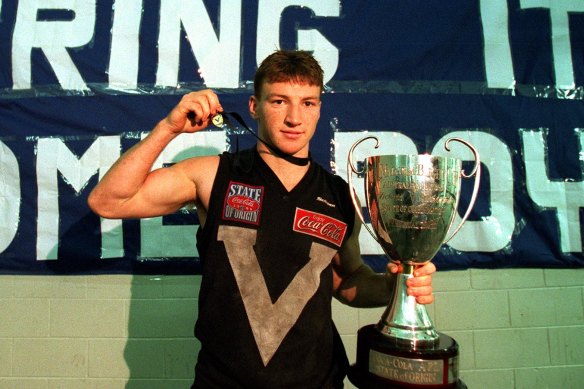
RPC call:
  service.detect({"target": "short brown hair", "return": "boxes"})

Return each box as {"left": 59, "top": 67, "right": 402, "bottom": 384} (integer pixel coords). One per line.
{"left": 254, "top": 50, "right": 324, "bottom": 98}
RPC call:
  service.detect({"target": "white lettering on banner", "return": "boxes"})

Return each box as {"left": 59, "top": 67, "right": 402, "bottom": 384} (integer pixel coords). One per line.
{"left": 36, "top": 136, "right": 121, "bottom": 260}
{"left": 432, "top": 131, "right": 515, "bottom": 252}
{"left": 521, "top": 128, "right": 584, "bottom": 253}
{"left": 0, "top": 132, "right": 227, "bottom": 261}
{"left": 6, "top": 2, "right": 584, "bottom": 93}
{"left": 480, "top": 0, "right": 515, "bottom": 89}
{"left": 156, "top": 0, "right": 242, "bottom": 88}
{"left": 0, "top": 141, "right": 21, "bottom": 253}
{"left": 9, "top": 1, "right": 339, "bottom": 91}
{"left": 139, "top": 130, "right": 226, "bottom": 259}
{"left": 0, "top": 129, "right": 580, "bottom": 260}
{"left": 108, "top": 0, "right": 143, "bottom": 90}
{"left": 481, "top": 0, "right": 584, "bottom": 90}
{"left": 520, "top": 0, "right": 584, "bottom": 90}
{"left": 256, "top": 0, "right": 340, "bottom": 84}
{"left": 12, "top": 0, "right": 96, "bottom": 91}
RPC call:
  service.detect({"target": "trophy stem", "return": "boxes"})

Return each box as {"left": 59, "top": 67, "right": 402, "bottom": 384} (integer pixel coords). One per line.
{"left": 377, "top": 263, "right": 439, "bottom": 348}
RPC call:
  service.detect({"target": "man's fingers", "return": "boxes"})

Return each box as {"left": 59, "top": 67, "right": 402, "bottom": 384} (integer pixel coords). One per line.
{"left": 414, "top": 261, "right": 436, "bottom": 277}
{"left": 415, "top": 294, "right": 435, "bottom": 305}
{"left": 387, "top": 263, "right": 400, "bottom": 274}
{"left": 180, "top": 90, "right": 222, "bottom": 127}
{"left": 407, "top": 284, "right": 433, "bottom": 299}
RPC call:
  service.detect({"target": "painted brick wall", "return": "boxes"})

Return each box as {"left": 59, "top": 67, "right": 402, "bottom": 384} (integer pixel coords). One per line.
{"left": 0, "top": 268, "right": 583, "bottom": 388}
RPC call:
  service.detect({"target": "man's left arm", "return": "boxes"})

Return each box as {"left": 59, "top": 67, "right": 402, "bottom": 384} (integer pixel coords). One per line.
{"left": 332, "top": 213, "right": 435, "bottom": 307}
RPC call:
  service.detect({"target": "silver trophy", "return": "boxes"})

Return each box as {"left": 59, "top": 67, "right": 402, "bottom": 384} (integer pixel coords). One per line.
{"left": 347, "top": 136, "right": 480, "bottom": 388}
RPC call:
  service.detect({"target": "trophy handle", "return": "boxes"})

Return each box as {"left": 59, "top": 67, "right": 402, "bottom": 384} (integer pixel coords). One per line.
{"left": 347, "top": 136, "right": 381, "bottom": 242}
{"left": 443, "top": 137, "right": 482, "bottom": 243}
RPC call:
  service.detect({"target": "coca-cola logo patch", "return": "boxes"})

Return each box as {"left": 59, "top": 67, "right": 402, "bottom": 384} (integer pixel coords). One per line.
{"left": 293, "top": 208, "right": 347, "bottom": 247}
{"left": 223, "top": 181, "right": 263, "bottom": 225}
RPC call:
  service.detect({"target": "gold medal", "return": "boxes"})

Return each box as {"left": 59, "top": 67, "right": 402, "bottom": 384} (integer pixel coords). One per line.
{"left": 212, "top": 114, "right": 224, "bottom": 127}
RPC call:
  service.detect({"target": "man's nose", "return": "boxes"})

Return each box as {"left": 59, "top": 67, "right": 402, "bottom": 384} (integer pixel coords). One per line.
{"left": 285, "top": 104, "right": 302, "bottom": 126}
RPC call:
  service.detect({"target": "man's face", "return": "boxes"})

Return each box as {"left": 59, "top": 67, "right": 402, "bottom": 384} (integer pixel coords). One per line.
{"left": 249, "top": 80, "right": 321, "bottom": 158}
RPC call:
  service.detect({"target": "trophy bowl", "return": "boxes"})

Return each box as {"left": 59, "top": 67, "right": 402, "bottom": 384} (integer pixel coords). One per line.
{"left": 363, "top": 153, "right": 461, "bottom": 265}
{"left": 347, "top": 136, "right": 480, "bottom": 388}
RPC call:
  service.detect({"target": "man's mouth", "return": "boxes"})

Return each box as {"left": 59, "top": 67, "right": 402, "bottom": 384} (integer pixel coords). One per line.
{"left": 281, "top": 130, "right": 302, "bottom": 139}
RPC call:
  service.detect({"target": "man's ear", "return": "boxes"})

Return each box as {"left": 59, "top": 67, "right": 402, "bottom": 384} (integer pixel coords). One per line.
{"left": 248, "top": 96, "right": 259, "bottom": 120}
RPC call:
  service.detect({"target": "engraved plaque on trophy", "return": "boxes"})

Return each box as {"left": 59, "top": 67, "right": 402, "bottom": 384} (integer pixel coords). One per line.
{"left": 346, "top": 137, "right": 481, "bottom": 388}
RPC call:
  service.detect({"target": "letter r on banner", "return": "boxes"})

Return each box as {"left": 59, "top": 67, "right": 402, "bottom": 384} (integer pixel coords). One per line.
{"left": 12, "top": 0, "right": 96, "bottom": 90}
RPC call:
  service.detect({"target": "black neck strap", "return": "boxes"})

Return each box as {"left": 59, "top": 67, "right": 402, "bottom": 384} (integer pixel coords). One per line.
{"left": 219, "top": 111, "right": 311, "bottom": 166}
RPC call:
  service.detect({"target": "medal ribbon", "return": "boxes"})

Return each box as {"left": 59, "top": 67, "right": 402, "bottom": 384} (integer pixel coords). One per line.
{"left": 188, "top": 111, "right": 310, "bottom": 166}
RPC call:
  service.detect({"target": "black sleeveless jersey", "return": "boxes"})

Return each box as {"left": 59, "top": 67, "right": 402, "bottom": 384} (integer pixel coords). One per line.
{"left": 193, "top": 148, "right": 355, "bottom": 388}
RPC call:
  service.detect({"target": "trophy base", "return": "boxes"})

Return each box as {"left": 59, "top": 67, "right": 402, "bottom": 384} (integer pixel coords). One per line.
{"left": 349, "top": 324, "right": 464, "bottom": 388}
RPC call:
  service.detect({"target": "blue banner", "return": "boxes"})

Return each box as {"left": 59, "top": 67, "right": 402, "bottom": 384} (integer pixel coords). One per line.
{"left": 0, "top": 0, "right": 583, "bottom": 274}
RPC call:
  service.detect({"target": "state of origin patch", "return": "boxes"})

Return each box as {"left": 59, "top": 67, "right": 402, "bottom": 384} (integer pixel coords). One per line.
{"left": 222, "top": 181, "right": 264, "bottom": 225}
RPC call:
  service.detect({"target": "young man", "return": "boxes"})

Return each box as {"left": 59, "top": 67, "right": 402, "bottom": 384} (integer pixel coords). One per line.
{"left": 88, "top": 50, "right": 435, "bottom": 388}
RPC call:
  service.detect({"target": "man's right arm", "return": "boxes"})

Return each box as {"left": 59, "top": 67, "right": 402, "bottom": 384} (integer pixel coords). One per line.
{"left": 87, "top": 90, "right": 222, "bottom": 219}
